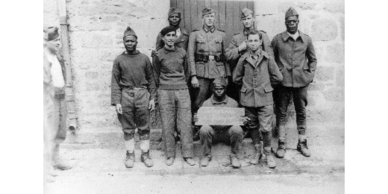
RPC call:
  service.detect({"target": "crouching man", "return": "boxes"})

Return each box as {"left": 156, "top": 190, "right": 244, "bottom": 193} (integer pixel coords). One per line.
{"left": 111, "top": 27, "right": 156, "bottom": 168}
{"left": 233, "top": 30, "right": 283, "bottom": 169}
{"left": 197, "top": 77, "right": 245, "bottom": 168}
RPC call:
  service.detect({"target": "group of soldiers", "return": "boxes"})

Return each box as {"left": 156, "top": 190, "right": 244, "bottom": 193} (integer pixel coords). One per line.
{"left": 111, "top": 6, "right": 317, "bottom": 169}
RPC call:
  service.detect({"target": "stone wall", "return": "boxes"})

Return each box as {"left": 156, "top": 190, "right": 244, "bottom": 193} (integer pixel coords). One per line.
{"left": 44, "top": 0, "right": 344, "bottom": 140}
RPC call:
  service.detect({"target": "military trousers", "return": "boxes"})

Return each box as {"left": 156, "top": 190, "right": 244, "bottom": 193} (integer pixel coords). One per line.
{"left": 199, "top": 125, "right": 244, "bottom": 157}
{"left": 158, "top": 89, "right": 193, "bottom": 158}
{"left": 118, "top": 88, "right": 150, "bottom": 141}
{"left": 275, "top": 85, "right": 308, "bottom": 141}
{"left": 245, "top": 106, "right": 273, "bottom": 148}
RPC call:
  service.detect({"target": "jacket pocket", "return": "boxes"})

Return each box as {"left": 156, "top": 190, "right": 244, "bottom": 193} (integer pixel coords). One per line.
{"left": 216, "top": 62, "right": 226, "bottom": 77}
{"left": 196, "top": 38, "right": 206, "bottom": 52}
{"left": 215, "top": 39, "right": 222, "bottom": 52}
{"left": 240, "top": 87, "right": 247, "bottom": 93}
{"left": 264, "top": 85, "right": 274, "bottom": 93}
{"left": 195, "top": 63, "right": 205, "bottom": 77}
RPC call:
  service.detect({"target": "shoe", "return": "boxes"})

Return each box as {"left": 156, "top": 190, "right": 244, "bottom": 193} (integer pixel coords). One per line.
{"left": 276, "top": 141, "right": 286, "bottom": 158}
{"left": 201, "top": 154, "right": 212, "bottom": 167}
{"left": 230, "top": 155, "right": 241, "bottom": 168}
{"left": 165, "top": 157, "right": 175, "bottom": 166}
{"left": 264, "top": 147, "right": 276, "bottom": 168}
{"left": 297, "top": 140, "right": 311, "bottom": 157}
{"left": 125, "top": 151, "right": 135, "bottom": 168}
{"left": 53, "top": 160, "right": 72, "bottom": 170}
{"left": 184, "top": 157, "right": 196, "bottom": 166}
{"left": 250, "top": 144, "right": 262, "bottom": 165}
{"left": 141, "top": 151, "right": 154, "bottom": 167}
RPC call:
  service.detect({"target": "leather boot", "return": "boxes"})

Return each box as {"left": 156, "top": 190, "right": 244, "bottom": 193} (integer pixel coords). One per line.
{"left": 184, "top": 157, "right": 196, "bottom": 166}
{"left": 125, "top": 151, "right": 135, "bottom": 168}
{"left": 141, "top": 151, "right": 154, "bottom": 167}
{"left": 263, "top": 147, "right": 276, "bottom": 168}
{"left": 165, "top": 157, "right": 174, "bottom": 166}
{"left": 297, "top": 139, "right": 311, "bottom": 157}
{"left": 276, "top": 141, "right": 286, "bottom": 158}
{"left": 250, "top": 143, "right": 262, "bottom": 165}
{"left": 201, "top": 154, "right": 212, "bottom": 167}
{"left": 230, "top": 155, "right": 241, "bottom": 168}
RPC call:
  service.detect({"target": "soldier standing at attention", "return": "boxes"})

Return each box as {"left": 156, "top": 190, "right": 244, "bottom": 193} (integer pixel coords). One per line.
{"left": 225, "top": 8, "right": 273, "bottom": 102}
{"left": 153, "top": 26, "right": 195, "bottom": 166}
{"left": 271, "top": 7, "right": 317, "bottom": 158}
{"left": 111, "top": 27, "right": 156, "bottom": 168}
{"left": 188, "top": 7, "right": 231, "bottom": 114}
{"left": 233, "top": 30, "right": 283, "bottom": 168}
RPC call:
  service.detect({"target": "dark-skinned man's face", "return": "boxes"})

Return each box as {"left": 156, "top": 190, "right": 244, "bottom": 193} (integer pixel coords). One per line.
{"left": 168, "top": 13, "right": 181, "bottom": 27}
{"left": 285, "top": 16, "right": 299, "bottom": 34}
{"left": 213, "top": 85, "right": 225, "bottom": 98}
{"left": 123, "top": 36, "right": 137, "bottom": 52}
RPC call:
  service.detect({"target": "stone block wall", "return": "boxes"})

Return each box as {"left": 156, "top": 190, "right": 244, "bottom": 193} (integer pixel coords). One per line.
{"left": 44, "top": 0, "right": 344, "bottom": 140}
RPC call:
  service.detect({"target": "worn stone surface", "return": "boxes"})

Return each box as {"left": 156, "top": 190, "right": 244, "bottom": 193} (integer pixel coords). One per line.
{"left": 325, "top": 43, "right": 344, "bottom": 63}
{"left": 311, "top": 19, "right": 338, "bottom": 41}
{"left": 316, "top": 66, "right": 335, "bottom": 82}
{"left": 323, "top": 2, "right": 345, "bottom": 13}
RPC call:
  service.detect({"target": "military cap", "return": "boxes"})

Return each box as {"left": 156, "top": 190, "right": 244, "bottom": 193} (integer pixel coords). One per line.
{"left": 43, "top": 26, "right": 59, "bottom": 41}
{"left": 285, "top": 7, "right": 298, "bottom": 19}
{"left": 213, "top": 77, "right": 227, "bottom": 87}
{"left": 160, "top": 26, "right": 177, "bottom": 36}
{"left": 123, "top": 26, "right": 137, "bottom": 39}
{"left": 241, "top": 8, "right": 253, "bottom": 19}
{"left": 168, "top": 7, "right": 182, "bottom": 17}
{"left": 202, "top": 7, "right": 216, "bottom": 16}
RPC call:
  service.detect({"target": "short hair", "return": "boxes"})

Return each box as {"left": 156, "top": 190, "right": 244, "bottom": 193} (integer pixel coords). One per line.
{"left": 246, "top": 29, "right": 262, "bottom": 40}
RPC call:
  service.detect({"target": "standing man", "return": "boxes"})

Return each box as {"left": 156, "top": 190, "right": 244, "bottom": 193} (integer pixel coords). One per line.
{"left": 188, "top": 7, "right": 231, "bottom": 113}
{"left": 155, "top": 7, "right": 189, "bottom": 51}
{"left": 111, "top": 26, "right": 156, "bottom": 168}
{"left": 233, "top": 30, "right": 283, "bottom": 168}
{"left": 43, "top": 26, "right": 72, "bottom": 181}
{"left": 225, "top": 8, "right": 273, "bottom": 102}
{"left": 271, "top": 7, "right": 317, "bottom": 158}
{"left": 197, "top": 77, "right": 245, "bottom": 168}
{"left": 153, "top": 26, "right": 195, "bottom": 166}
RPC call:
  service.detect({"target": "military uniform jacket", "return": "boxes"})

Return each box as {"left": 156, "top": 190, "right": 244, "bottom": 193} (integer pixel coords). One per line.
{"left": 155, "top": 27, "right": 189, "bottom": 51}
{"left": 233, "top": 50, "right": 283, "bottom": 108}
{"left": 271, "top": 31, "right": 317, "bottom": 88}
{"left": 188, "top": 26, "right": 231, "bottom": 79}
{"left": 225, "top": 29, "right": 274, "bottom": 63}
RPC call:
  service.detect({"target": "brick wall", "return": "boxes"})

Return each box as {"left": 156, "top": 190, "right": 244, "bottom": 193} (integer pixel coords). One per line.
{"left": 44, "top": 0, "right": 344, "bottom": 141}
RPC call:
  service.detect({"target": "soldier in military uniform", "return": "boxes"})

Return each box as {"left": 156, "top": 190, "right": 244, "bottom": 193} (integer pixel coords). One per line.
{"left": 225, "top": 8, "right": 273, "bottom": 102}
{"left": 271, "top": 7, "right": 317, "bottom": 158}
{"left": 188, "top": 7, "right": 231, "bottom": 114}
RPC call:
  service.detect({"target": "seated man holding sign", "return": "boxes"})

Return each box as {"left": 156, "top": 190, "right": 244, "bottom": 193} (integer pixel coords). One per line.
{"left": 196, "top": 77, "right": 246, "bottom": 168}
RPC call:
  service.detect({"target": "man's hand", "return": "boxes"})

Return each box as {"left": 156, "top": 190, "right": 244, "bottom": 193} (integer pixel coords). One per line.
{"left": 148, "top": 99, "right": 155, "bottom": 111}
{"left": 116, "top": 104, "right": 123, "bottom": 114}
{"left": 151, "top": 50, "right": 157, "bottom": 57}
{"left": 191, "top": 76, "right": 199, "bottom": 88}
{"left": 241, "top": 116, "right": 250, "bottom": 126}
{"left": 238, "top": 41, "right": 247, "bottom": 52}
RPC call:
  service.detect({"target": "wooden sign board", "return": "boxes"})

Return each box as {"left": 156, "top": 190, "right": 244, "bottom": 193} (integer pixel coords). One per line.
{"left": 196, "top": 107, "right": 245, "bottom": 125}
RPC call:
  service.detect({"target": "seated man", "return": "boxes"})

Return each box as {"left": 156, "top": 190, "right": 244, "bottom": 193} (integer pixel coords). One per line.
{"left": 197, "top": 77, "right": 245, "bottom": 168}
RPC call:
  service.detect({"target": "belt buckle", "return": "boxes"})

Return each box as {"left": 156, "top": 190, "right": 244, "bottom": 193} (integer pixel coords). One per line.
{"left": 209, "top": 55, "right": 215, "bottom": 61}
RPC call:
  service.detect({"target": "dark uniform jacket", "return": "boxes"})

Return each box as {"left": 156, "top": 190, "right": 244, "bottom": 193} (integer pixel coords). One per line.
{"left": 233, "top": 50, "right": 283, "bottom": 108}
{"left": 155, "top": 27, "right": 189, "bottom": 51}
{"left": 188, "top": 26, "right": 231, "bottom": 79}
{"left": 271, "top": 31, "right": 317, "bottom": 88}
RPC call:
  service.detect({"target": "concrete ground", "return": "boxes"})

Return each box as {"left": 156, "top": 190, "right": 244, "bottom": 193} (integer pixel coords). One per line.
{"left": 45, "top": 123, "right": 344, "bottom": 194}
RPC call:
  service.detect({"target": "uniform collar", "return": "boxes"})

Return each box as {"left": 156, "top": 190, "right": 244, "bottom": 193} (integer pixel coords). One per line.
{"left": 245, "top": 49, "right": 268, "bottom": 67}
{"left": 210, "top": 95, "right": 228, "bottom": 105}
{"left": 203, "top": 25, "right": 215, "bottom": 33}
{"left": 282, "top": 30, "right": 306, "bottom": 42}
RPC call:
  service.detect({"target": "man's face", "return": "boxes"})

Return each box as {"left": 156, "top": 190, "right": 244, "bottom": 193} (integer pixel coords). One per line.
{"left": 285, "top": 16, "right": 299, "bottom": 34}
{"left": 163, "top": 31, "right": 177, "bottom": 47}
{"left": 123, "top": 36, "right": 137, "bottom": 52}
{"left": 241, "top": 14, "right": 254, "bottom": 29}
{"left": 46, "top": 37, "right": 61, "bottom": 54}
{"left": 168, "top": 13, "right": 181, "bottom": 26}
{"left": 203, "top": 13, "right": 216, "bottom": 27}
{"left": 247, "top": 34, "right": 262, "bottom": 52}
{"left": 213, "top": 85, "right": 225, "bottom": 98}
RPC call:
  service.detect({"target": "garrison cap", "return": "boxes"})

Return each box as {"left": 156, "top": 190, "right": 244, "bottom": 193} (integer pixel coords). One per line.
{"left": 213, "top": 77, "right": 227, "bottom": 87}
{"left": 168, "top": 7, "right": 182, "bottom": 17}
{"left": 160, "top": 26, "right": 177, "bottom": 36}
{"left": 285, "top": 7, "right": 298, "bottom": 19}
{"left": 241, "top": 8, "right": 253, "bottom": 19}
{"left": 202, "top": 7, "right": 216, "bottom": 16}
{"left": 44, "top": 26, "right": 59, "bottom": 41}
{"left": 123, "top": 26, "right": 137, "bottom": 39}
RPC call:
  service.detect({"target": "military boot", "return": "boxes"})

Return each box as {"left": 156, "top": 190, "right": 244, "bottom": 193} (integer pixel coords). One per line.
{"left": 201, "top": 154, "right": 212, "bottom": 167}
{"left": 230, "top": 155, "right": 241, "bottom": 168}
{"left": 263, "top": 147, "right": 276, "bottom": 168}
{"left": 250, "top": 143, "right": 262, "bottom": 165}
{"left": 297, "top": 139, "right": 311, "bottom": 157}
{"left": 184, "top": 157, "right": 196, "bottom": 166}
{"left": 276, "top": 141, "right": 286, "bottom": 158}
{"left": 141, "top": 151, "right": 154, "bottom": 167}
{"left": 165, "top": 157, "right": 174, "bottom": 166}
{"left": 125, "top": 151, "right": 135, "bottom": 168}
